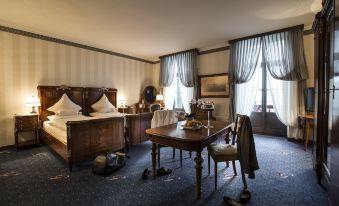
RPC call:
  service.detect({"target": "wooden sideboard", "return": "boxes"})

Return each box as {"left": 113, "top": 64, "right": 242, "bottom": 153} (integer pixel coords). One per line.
{"left": 125, "top": 112, "right": 154, "bottom": 148}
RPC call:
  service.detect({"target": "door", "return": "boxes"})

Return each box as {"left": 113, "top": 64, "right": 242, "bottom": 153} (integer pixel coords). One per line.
{"left": 250, "top": 63, "right": 287, "bottom": 136}
{"left": 329, "top": 7, "right": 339, "bottom": 205}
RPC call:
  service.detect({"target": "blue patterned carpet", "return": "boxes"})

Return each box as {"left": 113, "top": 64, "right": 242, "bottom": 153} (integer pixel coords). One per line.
{"left": 0, "top": 135, "right": 328, "bottom": 206}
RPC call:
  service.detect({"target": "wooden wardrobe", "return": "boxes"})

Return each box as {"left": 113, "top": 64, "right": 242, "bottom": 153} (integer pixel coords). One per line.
{"left": 313, "top": 0, "right": 339, "bottom": 205}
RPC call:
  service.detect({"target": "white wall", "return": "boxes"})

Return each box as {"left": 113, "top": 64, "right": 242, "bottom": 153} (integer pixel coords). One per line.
{"left": 198, "top": 49, "right": 230, "bottom": 121}
{"left": 0, "top": 31, "right": 156, "bottom": 147}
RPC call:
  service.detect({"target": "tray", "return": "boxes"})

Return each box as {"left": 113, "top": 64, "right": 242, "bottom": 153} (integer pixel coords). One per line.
{"left": 181, "top": 125, "right": 203, "bottom": 130}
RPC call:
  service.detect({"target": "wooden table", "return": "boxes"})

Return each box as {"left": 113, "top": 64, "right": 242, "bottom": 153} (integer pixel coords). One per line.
{"left": 146, "top": 120, "right": 232, "bottom": 199}
{"left": 299, "top": 114, "right": 314, "bottom": 151}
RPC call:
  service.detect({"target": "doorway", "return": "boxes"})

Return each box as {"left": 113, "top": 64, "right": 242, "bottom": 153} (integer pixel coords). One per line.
{"left": 250, "top": 62, "right": 287, "bottom": 136}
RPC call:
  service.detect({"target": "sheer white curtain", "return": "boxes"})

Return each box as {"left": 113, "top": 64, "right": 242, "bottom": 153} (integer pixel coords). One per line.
{"left": 235, "top": 65, "right": 260, "bottom": 116}
{"left": 267, "top": 74, "right": 302, "bottom": 138}
{"left": 163, "top": 79, "right": 176, "bottom": 110}
{"left": 179, "top": 82, "right": 194, "bottom": 113}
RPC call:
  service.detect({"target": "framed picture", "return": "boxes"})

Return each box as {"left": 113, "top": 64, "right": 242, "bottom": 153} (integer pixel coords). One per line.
{"left": 198, "top": 73, "right": 229, "bottom": 98}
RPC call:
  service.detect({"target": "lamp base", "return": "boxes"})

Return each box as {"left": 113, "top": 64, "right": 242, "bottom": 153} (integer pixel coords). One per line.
{"left": 31, "top": 106, "right": 37, "bottom": 114}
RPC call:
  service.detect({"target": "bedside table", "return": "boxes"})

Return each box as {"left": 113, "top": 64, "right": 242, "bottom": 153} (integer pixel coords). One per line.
{"left": 14, "top": 114, "right": 40, "bottom": 148}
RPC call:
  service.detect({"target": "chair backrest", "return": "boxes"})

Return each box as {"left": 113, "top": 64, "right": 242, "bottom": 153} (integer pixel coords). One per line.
{"left": 151, "top": 110, "right": 178, "bottom": 128}
{"left": 231, "top": 114, "right": 246, "bottom": 145}
{"left": 150, "top": 103, "right": 161, "bottom": 112}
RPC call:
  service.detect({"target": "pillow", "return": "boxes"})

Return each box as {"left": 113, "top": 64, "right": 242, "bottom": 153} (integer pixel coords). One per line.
{"left": 91, "top": 94, "right": 117, "bottom": 113}
{"left": 55, "top": 110, "right": 79, "bottom": 116}
{"left": 47, "top": 94, "right": 81, "bottom": 114}
{"left": 47, "top": 115, "right": 56, "bottom": 121}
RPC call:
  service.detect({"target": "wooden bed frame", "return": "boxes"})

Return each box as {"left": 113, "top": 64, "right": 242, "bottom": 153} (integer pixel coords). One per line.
{"left": 38, "top": 85, "right": 124, "bottom": 171}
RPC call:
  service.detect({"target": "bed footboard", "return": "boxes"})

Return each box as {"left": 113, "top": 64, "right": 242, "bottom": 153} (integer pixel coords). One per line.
{"left": 66, "top": 116, "right": 124, "bottom": 171}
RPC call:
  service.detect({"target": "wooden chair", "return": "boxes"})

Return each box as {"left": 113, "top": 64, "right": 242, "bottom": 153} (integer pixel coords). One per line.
{"left": 207, "top": 114, "right": 248, "bottom": 190}
{"left": 149, "top": 103, "right": 161, "bottom": 112}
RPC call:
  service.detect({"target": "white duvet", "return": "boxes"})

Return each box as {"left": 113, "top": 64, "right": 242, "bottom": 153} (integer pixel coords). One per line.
{"left": 89, "top": 112, "right": 124, "bottom": 118}
{"left": 48, "top": 115, "right": 94, "bottom": 131}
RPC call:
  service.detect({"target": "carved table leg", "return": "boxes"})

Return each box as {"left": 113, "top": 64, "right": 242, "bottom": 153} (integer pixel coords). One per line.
{"left": 194, "top": 150, "right": 203, "bottom": 199}
{"left": 152, "top": 142, "right": 157, "bottom": 177}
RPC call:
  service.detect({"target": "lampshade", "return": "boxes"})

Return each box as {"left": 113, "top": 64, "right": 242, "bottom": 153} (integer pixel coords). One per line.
{"left": 26, "top": 96, "right": 40, "bottom": 107}
{"left": 117, "top": 95, "right": 126, "bottom": 101}
{"left": 156, "top": 94, "right": 164, "bottom": 101}
{"left": 117, "top": 96, "right": 126, "bottom": 107}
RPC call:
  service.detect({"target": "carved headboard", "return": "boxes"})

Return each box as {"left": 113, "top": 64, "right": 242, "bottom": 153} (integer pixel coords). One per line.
{"left": 84, "top": 87, "right": 118, "bottom": 115}
{"left": 37, "top": 85, "right": 85, "bottom": 122}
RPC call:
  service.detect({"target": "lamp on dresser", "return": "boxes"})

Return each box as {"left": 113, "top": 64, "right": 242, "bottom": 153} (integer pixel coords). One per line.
{"left": 155, "top": 94, "right": 164, "bottom": 109}
{"left": 26, "top": 96, "right": 40, "bottom": 114}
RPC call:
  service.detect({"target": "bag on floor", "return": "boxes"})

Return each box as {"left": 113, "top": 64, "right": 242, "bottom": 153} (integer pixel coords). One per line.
{"left": 92, "top": 152, "right": 126, "bottom": 176}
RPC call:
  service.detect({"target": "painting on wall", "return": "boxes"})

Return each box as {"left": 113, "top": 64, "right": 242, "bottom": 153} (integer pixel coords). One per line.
{"left": 198, "top": 73, "right": 229, "bottom": 98}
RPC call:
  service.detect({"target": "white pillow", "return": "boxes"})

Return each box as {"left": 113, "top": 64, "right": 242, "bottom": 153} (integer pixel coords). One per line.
{"left": 47, "top": 115, "right": 55, "bottom": 121}
{"left": 55, "top": 110, "right": 79, "bottom": 116}
{"left": 47, "top": 94, "right": 81, "bottom": 114}
{"left": 91, "top": 94, "right": 117, "bottom": 113}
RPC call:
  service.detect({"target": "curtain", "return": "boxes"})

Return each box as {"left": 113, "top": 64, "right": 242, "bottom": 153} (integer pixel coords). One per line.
{"left": 235, "top": 68, "right": 260, "bottom": 116}
{"left": 163, "top": 80, "right": 176, "bottom": 110}
{"left": 262, "top": 29, "right": 308, "bottom": 81}
{"left": 267, "top": 74, "right": 298, "bottom": 126}
{"left": 262, "top": 27, "right": 308, "bottom": 138}
{"left": 177, "top": 50, "right": 198, "bottom": 87}
{"left": 229, "top": 37, "right": 262, "bottom": 121}
{"left": 159, "top": 55, "right": 177, "bottom": 87}
{"left": 176, "top": 50, "right": 198, "bottom": 98}
{"left": 179, "top": 82, "right": 194, "bottom": 113}
{"left": 160, "top": 49, "right": 198, "bottom": 111}
{"left": 267, "top": 74, "right": 306, "bottom": 138}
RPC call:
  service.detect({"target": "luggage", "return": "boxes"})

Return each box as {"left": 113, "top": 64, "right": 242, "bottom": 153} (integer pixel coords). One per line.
{"left": 92, "top": 152, "right": 126, "bottom": 176}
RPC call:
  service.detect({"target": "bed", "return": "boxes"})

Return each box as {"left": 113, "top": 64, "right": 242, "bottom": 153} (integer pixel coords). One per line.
{"left": 38, "top": 85, "right": 124, "bottom": 171}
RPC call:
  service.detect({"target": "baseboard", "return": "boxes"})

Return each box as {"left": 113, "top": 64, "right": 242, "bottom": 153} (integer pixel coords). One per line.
{"left": 0, "top": 144, "right": 15, "bottom": 151}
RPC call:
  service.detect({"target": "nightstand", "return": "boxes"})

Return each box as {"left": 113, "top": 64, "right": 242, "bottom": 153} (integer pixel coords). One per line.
{"left": 14, "top": 114, "right": 40, "bottom": 148}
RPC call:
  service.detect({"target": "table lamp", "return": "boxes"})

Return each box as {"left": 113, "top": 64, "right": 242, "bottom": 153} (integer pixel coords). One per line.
{"left": 156, "top": 94, "right": 164, "bottom": 108}
{"left": 26, "top": 96, "right": 41, "bottom": 114}
{"left": 117, "top": 96, "right": 126, "bottom": 107}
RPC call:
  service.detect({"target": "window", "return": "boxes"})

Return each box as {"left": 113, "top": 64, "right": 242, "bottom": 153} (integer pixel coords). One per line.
{"left": 251, "top": 56, "right": 276, "bottom": 113}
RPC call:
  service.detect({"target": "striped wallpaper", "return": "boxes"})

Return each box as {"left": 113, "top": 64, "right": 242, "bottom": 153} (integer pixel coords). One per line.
{"left": 0, "top": 31, "right": 156, "bottom": 147}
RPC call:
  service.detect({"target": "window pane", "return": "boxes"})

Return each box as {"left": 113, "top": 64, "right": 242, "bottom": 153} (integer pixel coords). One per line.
{"left": 252, "top": 67, "right": 262, "bottom": 112}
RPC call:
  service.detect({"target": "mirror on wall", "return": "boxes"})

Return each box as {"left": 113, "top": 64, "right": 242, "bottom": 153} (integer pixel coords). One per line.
{"left": 143, "top": 86, "right": 157, "bottom": 104}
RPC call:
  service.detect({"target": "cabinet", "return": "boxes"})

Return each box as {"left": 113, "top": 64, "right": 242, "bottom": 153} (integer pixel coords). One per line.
{"left": 125, "top": 112, "right": 153, "bottom": 147}
{"left": 313, "top": 1, "right": 339, "bottom": 205}
{"left": 14, "top": 114, "right": 40, "bottom": 148}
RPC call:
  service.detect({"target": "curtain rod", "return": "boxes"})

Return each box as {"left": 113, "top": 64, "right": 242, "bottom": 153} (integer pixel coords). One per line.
{"left": 228, "top": 24, "right": 304, "bottom": 44}
{"left": 159, "top": 48, "right": 198, "bottom": 59}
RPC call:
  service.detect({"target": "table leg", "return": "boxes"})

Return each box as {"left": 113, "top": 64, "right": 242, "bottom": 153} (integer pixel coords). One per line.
{"left": 194, "top": 150, "right": 203, "bottom": 199}
{"left": 152, "top": 142, "right": 157, "bottom": 177}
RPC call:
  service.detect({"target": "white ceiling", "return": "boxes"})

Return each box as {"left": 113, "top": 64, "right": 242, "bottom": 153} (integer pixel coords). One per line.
{"left": 0, "top": 0, "right": 321, "bottom": 61}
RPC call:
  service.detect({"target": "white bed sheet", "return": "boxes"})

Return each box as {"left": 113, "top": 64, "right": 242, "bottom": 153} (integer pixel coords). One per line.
{"left": 90, "top": 112, "right": 126, "bottom": 126}
{"left": 43, "top": 121, "right": 67, "bottom": 145}
{"left": 89, "top": 112, "right": 124, "bottom": 118}
{"left": 48, "top": 115, "right": 95, "bottom": 131}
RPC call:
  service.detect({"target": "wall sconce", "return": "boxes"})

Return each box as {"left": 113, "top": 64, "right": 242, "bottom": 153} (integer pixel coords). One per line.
{"left": 26, "top": 96, "right": 41, "bottom": 114}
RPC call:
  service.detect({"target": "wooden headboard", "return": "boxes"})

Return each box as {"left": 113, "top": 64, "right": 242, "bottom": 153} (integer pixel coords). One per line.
{"left": 37, "top": 85, "right": 118, "bottom": 120}
{"left": 38, "top": 85, "right": 85, "bottom": 122}
{"left": 85, "top": 87, "right": 118, "bottom": 115}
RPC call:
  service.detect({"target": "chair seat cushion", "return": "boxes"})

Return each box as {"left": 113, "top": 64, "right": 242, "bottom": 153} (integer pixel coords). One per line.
{"left": 208, "top": 143, "right": 238, "bottom": 157}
